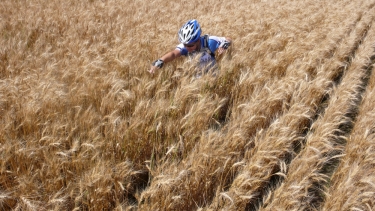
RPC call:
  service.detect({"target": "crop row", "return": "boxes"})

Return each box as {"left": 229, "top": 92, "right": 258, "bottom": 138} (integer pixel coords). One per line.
{"left": 262, "top": 5, "right": 375, "bottom": 211}
{"left": 139, "top": 1, "right": 375, "bottom": 210}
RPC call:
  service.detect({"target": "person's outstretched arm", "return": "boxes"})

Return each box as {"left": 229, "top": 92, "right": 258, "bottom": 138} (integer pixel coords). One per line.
{"left": 149, "top": 49, "right": 182, "bottom": 74}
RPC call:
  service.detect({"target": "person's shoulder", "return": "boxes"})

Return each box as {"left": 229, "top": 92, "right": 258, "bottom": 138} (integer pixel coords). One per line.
{"left": 176, "top": 43, "right": 188, "bottom": 56}
{"left": 208, "top": 35, "right": 225, "bottom": 42}
{"left": 206, "top": 36, "right": 224, "bottom": 51}
{"left": 176, "top": 43, "right": 184, "bottom": 49}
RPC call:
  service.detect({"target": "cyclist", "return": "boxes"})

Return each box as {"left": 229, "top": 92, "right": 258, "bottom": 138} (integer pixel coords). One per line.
{"left": 149, "top": 19, "right": 232, "bottom": 75}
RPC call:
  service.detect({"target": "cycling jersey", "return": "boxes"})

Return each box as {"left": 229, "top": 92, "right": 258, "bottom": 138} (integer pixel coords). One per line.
{"left": 176, "top": 35, "right": 227, "bottom": 56}
{"left": 176, "top": 35, "right": 227, "bottom": 76}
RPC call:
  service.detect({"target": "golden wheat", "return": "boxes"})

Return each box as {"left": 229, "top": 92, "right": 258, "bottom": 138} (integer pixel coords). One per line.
{"left": 321, "top": 28, "right": 375, "bottom": 211}
{"left": 260, "top": 6, "right": 375, "bottom": 211}
{"left": 140, "top": 0, "right": 368, "bottom": 210}
{"left": 2, "top": 0, "right": 375, "bottom": 210}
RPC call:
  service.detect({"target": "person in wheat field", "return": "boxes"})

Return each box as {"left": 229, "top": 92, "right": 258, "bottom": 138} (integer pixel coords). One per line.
{"left": 149, "top": 19, "right": 232, "bottom": 76}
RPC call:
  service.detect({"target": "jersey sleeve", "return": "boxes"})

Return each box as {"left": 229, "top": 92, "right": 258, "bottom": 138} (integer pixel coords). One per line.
{"left": 176, "top": 43, "right": 188, "bottom": 56}
{"left": 207, "top": 36, "right": 227, "bottom": 53}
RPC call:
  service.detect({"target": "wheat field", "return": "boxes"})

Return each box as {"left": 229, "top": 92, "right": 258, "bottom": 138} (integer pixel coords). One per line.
{"left": 1, "top": 0, "right": 375, "bottom": 210}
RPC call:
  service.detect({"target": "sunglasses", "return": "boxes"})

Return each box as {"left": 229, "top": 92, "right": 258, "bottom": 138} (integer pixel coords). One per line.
{"left": 184, "top": 43, "right": 196, "bottom": 48}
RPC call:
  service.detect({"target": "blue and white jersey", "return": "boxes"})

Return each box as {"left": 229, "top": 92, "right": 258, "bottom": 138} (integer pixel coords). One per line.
{"left": 176, "top": 35, "right": 227, "bottom": 74}
{"left": 176, "top": 35, "right": 227, "bottom": 56}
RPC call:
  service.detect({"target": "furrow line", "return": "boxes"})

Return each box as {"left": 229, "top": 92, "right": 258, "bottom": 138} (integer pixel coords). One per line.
{"left": 138, "top": 1, "right": 371, "bottom": 210}
{"left": 260, "top": 7, "right": 375, "bottom": 211}
{"left": 207, "top": 3, "right": 375, "bottom": 211}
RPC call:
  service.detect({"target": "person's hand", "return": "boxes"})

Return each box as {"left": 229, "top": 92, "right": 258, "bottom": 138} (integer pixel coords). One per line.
{"left": 217, "top": 47, "right": 226, "bottom": 55}
{"left": 149, "top": 65, "right": 159, "bottom": 74}
{"left": 148, "top": 59, "right": 164, "bottom": 74}
{"left": 218, "top": 40, "right": 231, "bottom": 55}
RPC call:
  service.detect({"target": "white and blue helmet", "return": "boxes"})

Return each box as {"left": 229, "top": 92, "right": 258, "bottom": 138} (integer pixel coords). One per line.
{"left": 178, "top": 19, "right": 201, "bottom": 44}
